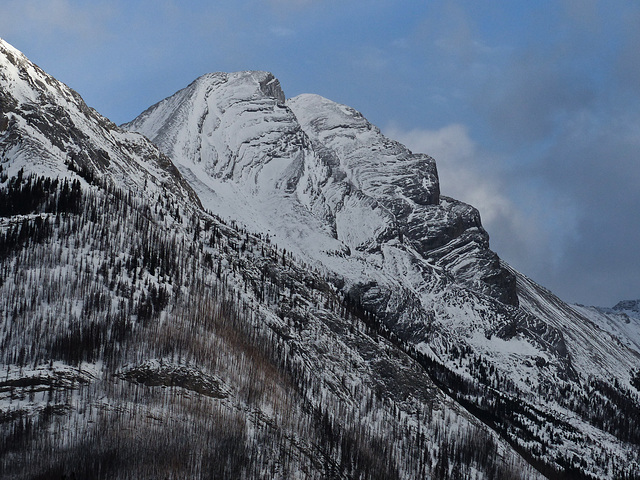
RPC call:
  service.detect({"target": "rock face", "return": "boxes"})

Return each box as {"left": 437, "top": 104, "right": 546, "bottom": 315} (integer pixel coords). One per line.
{"left": 125, "top": 71, "right": 517, "bottom": 307}
{"left": 116, "top": 360, "right": 229, "bottom": 398}
{"left": 288, "top": 93, "right": 518, "bottom": 306}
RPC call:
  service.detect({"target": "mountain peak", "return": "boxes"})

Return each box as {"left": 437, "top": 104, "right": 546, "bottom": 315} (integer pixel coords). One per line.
{"left": 190, "top": 70, "right": 286, "bottom": 104}
{"left": 125, "top": 70, "right": 519, "bottom": 306}
{"left": 0, "top": 37, "right": 27, "bottom": 66}
{"left": 1, "top": 37, "right": 71, "bottom": 108}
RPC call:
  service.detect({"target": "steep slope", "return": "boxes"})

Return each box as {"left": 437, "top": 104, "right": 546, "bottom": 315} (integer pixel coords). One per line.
{"left": 570, "top": 299, "right": 640, "bottom": 355}
{"left": 0, "top": 39, "right": 197, "bottom": 205}
{"left": 286, "top": 93, "right": 516, "bottom": 306}
{"left": 125, "top": 70, "right": 640, "bottom": 478}
{"left": 1, "top": 38, "right": 545, "bottom": 479}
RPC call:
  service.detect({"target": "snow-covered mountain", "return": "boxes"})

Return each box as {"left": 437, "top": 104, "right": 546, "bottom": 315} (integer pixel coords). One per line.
{"left": 125, "top": 70, "right": 640, "bottom": 478}
{"left": 0, "top": 37, "right": 542, "bottom": 480}
{"left": 124, "top": 71, "right": 517, "bottom": 307}
{"left": 2, "top": 38, "right": 639, "bottom": 478}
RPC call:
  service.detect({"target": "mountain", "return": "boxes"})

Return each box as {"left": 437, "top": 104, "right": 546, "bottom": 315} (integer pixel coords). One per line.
{"left": 0, "top": 38, "right": 540, "bottom": 480}
{"left": 124, "top": 71, "right": 517, "bottom": 307}
{"left": 125, "top": 70, "right": 640, "bottom": 478}
{"left": 1, "top": 38, "right": 639, "bottom": 478}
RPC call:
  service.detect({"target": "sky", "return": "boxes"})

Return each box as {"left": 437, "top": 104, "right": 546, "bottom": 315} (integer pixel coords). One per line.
{"left": 1, "top": 0, "right": 638, "bottom": 307}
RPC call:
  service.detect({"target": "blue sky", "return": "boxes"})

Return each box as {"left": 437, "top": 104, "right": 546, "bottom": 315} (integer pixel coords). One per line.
{"left": 2, "top": 0, "right": 639, "bottom": 306}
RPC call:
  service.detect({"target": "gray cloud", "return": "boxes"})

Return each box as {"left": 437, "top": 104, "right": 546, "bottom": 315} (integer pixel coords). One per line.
{"left": 480, "top": 51, "right": 596, "bottom": 144}
{"left": 532, "top": 109, "right": 640, "bottom": 306}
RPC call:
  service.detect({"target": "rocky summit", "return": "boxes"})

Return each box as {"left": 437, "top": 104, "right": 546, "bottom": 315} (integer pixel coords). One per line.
{"left": 2, "top": 38, "right": 640, "bottom": 479}
{"left": 125, "top": 71, "right": 518, "bottom": 307}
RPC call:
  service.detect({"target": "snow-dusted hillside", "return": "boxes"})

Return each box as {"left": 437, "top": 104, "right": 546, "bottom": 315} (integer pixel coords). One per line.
{"left": 125, "top": 69, "right": 640, "bottom": 478}
{"left": 571, "top": 300, "right": 640, "bottom": 355}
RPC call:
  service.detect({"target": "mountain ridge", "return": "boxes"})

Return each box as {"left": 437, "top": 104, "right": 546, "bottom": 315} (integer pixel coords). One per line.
{"left": 2, "top": 38, "right": 640, "bottom": 478}
{"left": 124, "top": 70, "right": 519, "bottom": 307}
